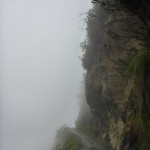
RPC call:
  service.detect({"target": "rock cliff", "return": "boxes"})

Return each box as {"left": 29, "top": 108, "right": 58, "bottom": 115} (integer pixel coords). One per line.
{"left": 52, "top": 1, "right": 150, "bottom": 149}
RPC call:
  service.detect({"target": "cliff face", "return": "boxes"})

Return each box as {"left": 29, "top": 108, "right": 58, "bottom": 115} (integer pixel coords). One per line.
{"left": 95, "top": 12, "right": 130, "bottom": 150}
{"left": 53, "top": 1, "right": 150, "bottom": 150}
{"left": 83, "top": 5, "right": 130, "bottom": 149}
{"left": 82, "top": 1, "right": 150, "bottom": 149}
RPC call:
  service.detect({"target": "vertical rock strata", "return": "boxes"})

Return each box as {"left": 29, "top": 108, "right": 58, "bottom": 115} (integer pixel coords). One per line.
{"left": 53, "top": 1, "right": 150, "bottom": 150}
{"left": 82, "top": 3, "right": 135, "bottom": 150}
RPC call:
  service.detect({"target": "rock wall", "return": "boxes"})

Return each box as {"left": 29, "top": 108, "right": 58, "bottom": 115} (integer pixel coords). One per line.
{"left": 53, "top": 1, "right": 150, "bottom": 149}
{"left": 82, "top": 3, "right": 135, "bottom": 150}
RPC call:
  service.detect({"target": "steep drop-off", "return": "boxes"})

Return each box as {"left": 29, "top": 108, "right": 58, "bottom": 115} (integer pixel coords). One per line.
{"left": 53, "top": 1, "right": 150, "bottom": 149}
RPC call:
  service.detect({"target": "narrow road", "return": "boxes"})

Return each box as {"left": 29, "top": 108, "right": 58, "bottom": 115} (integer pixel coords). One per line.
{"left": 70, "top": 129, "right": 105, "bottom": 150}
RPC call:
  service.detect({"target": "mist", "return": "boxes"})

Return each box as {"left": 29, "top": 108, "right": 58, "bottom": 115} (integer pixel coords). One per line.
{"left": 1, "top": 0, "right": 92, "bottom": 150}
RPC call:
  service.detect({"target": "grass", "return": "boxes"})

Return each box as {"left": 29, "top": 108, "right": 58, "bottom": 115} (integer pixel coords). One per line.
{"left": 121, "top": 45, "right": 150, "bottom": 149}
{"left": 124, "top": 49, "right": 150, "bottom": 85}
{"left": 131, "top": 113, "right": 150, "bottom": 150}
{"left": 123, "top": 46, "right": 150, "bottom": 115}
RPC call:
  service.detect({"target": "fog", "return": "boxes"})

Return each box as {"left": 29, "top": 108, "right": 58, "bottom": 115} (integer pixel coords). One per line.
{"left": 1, "top": 0, "right": 91, "bottom": 150}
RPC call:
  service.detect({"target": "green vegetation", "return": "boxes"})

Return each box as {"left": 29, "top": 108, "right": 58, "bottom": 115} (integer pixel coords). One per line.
{"left": 114, "top": 1, "right": 150, "bottom": 149}
{"left": 131, "top": 113, "right": 150, "bottom": 150}
{"left": 53, "top": 127, "right": 83, "bottom": 150}
{"left": 119, "top": 0, "right": 150, "bottom": 24}
{"left": 122, "top": 46, "right": 150, "bottom": 149}
{"left": 60, "top": 134, "right": 82, "bottom": 150}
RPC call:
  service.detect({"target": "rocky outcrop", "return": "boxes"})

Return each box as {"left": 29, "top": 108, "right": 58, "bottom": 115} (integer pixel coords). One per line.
{"left": 53, "top": 1, "right": 150, "bottom": 150}
{"left": 82, "top": 3, "right": 137, "bottom": 150}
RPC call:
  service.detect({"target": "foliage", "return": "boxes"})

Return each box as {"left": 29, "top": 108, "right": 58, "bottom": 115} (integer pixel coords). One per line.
{"left": 118, "top": 0, "right": 150, "bottom": 24}
{"left": 81, "top": 6, "right": 104, "bottom": 70}
{"left": 62, "top": 134, "right": 82, "bottom": 150}
{"left": 131, "top": 113, "right": 150, "bottom": 150}
{"left": 53, "top": 128, "right": 83, "bottom": 150}
{"left": 122, "top": 45, "right": 150, "bottom": 117}
{"left": 91, "top": 0, "right": 123, "bottom": 14}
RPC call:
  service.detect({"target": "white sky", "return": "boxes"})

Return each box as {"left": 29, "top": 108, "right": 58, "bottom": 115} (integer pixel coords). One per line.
{"left": 1, "top": 0, "right": 92, "bottom": 150}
